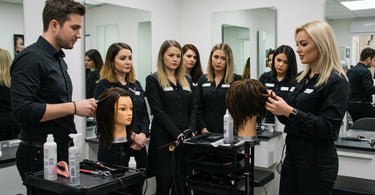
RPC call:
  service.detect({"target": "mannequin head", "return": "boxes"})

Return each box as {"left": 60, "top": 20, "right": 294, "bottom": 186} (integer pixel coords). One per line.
{"left": 96, "top": 87, "right": 134, "bottom": 148}
{"left": 226, "top": 79, "right": 269, "bottom": 137}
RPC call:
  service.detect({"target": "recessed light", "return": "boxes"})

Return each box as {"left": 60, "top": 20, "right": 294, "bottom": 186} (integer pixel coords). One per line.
{"left": 341, "top": 0, "right": 375, "bottom": 11}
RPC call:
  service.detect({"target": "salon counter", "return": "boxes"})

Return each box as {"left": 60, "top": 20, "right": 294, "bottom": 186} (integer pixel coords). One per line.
{"left": 335, "top": 137, "right": 375, "bottom": 180}
{"left": 0, "top": 139, "right": 20, "bottom": 165}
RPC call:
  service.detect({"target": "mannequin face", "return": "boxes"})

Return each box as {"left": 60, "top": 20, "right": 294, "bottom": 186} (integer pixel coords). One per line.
{"left": 115, "top": 96, "right": 133, "bottom": 127}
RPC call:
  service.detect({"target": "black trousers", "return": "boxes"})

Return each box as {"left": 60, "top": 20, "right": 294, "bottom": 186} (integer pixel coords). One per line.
{"left": 348, "top": 103, "right": 375, "bottom": 123}
{"left": 279, "top": 136, "right": 338, "bottom": 195}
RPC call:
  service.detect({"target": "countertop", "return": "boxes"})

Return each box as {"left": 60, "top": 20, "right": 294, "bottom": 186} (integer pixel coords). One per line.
{"left": 0, "top": 139, "right": 20, "bottom": 165}
{"left": 335, "top": 137, "right": 375, "bottom": 152}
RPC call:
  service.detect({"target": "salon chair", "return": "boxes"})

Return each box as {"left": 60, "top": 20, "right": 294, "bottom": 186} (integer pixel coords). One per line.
{"left": 351, "top": 117, "right": 375, "bottom": 131}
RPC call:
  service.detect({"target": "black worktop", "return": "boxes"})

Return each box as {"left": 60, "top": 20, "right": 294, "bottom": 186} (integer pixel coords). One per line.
{"left": 335, "top": 137, "right": 375, "bottom": 152}
{"left": 257, "top": 131, "right": 282, "bottom": 139}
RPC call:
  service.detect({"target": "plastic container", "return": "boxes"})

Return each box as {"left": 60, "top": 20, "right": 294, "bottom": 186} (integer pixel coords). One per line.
{"left": 69, "top": 133, "right": 82, "bottom": 186}
{"left": 223, "top": 109, "right": 234, "bottom": 144}
{"left": 44, "top": 134, "right": 57, "bottom": 180}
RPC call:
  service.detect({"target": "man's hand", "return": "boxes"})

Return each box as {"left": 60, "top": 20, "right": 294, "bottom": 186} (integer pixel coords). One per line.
{"left": 75, "top": 98, "right": 97, "bottom": 117}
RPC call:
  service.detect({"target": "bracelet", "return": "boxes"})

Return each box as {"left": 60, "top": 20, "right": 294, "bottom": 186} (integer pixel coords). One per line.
{"left": 72, "top": 101, "right": 77, "bottom": 115}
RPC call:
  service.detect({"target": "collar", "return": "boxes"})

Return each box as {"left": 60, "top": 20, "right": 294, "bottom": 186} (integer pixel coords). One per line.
{"left": 37, "top": 36, "right": 65, "bottom": 59}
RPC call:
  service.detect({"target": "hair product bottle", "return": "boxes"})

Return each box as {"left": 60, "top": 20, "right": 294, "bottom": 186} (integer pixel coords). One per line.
{"left": 223, "top": 109, "right": 234, "bottom": 144}
{"left": 44, "top": 134, "right": 57, "bottom": 180}
{"left": 69, "top": 133, "right": 82, "bottom": 186}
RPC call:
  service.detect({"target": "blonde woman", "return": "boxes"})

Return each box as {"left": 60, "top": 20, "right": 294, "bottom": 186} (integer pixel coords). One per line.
{"left": 145, "top": 40, "right": 195, "bottom": 195}
{"left": 266, "top": 20, "right": 349, "bottom": 194}
{"left": 195, "top": 43, "right": 242, "bottom": 134}
{"left": 0, "top": 48, "right": 20, "bottom": 141}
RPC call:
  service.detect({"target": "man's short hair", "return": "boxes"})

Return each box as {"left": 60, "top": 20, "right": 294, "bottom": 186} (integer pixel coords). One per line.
{"left": 43, "top": 0, "right": 85, "bottom": 32}
{"left": 360, "top": 47, "right": 375, "bottom": 62}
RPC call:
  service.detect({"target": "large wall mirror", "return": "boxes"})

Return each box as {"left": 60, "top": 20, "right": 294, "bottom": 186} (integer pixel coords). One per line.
{"left": 84, "top": 1, "right": 152, "bottom": 138}
{"left": 326, "top": 0, "right": 375, "bottom": 127}
{"left": 0, "top": 0, "right": 23, "bottom": 161}
{"left": 213, "top": 7, "right": 276, "bottom": 79}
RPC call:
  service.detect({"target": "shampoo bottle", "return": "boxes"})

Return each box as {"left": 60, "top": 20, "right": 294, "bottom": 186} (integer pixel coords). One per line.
{"left": 223, "top": 109, "right": 234, "bottom": 144}
{"left": 69, "top": 133, "right": 81, "bottom": 186}
{"left": 44, "top": 134, "right": 57, "bottom": 180}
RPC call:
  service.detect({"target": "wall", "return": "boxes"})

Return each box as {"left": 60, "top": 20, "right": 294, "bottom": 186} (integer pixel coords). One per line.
{"left": 179, "top": 0, "right": 325, "bottom": 77}
{"left": 0, "top": 2, "right": 24, "bottom": 59}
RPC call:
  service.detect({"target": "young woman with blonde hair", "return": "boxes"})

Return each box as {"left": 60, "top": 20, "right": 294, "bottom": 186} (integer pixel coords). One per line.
{"left": 146, "top": 40, "right": 195, "bottom": 195}
{"left": 196, "top": 43, "right": 242, "bottom": 134}
{"left": 0, "top": 48, "right": 20, "bottom": 140}
{"left": 266, "top": 20, "right": 349, "bottom": 195}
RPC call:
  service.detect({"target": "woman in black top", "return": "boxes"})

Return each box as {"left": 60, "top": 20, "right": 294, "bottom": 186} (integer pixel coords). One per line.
{"left": 182, "top": 44, "right": 203, "bottom": 89}
{"left": 0, "top": 48, "right": 20, "bottom": 141}
{"left": 266, "top": 20, "right": 349, "bottom": 195}
{"left": 196, "top": 43, "right": 242, "bottom": 134}
{"left": 85, "top": 49, "right": 103, "bottom": 98}
{"left": 146, "top": 40, "right": 195, "bottom": 195}
{"left": 93, "top": 43, "right": 149, "bottom": 170}
{"left": 259, "top": 45, "right": 297, "bottom": 123}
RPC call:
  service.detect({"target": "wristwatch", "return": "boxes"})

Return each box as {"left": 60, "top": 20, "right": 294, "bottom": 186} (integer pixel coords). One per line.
{"left": 288, "top": 108, "right": 298, "bottom": 120}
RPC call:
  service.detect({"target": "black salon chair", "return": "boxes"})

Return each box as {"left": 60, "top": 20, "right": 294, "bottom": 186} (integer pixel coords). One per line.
{"left": 351, "top": 117, "right": 375, "bottom": 131}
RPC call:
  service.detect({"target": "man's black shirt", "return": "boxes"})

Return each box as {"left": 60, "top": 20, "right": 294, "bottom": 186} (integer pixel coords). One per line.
{"left": 10, "top": 36, "right": 75, "bottom": 142}
{"left": 347, "top": 62, "right": 375, "bottom": 102}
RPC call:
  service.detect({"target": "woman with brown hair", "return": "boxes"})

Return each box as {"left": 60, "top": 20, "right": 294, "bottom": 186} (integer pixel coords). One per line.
{"left": 182, "top": 44, "right": 203, "bottom": 87}
{"left": 195, "top": 43, "right": 242, "bottom": 134}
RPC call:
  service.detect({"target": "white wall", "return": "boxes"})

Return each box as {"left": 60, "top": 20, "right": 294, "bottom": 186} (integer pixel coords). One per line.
{"left": 179, "top": 0, "right": 325, "bottom": 75}
{"left": 0, "top": 2, "right": 24, "bottom": 59}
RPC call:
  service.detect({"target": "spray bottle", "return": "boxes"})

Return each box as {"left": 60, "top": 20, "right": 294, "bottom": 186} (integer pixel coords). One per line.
{"left": 223, "top": 109, "right": 234, "bottom": 144}
{"left": 44, "top": 134, "right": 57, "bottom": 180}
{"left": 69, "top": 133, "right": 82, "bottom": 186}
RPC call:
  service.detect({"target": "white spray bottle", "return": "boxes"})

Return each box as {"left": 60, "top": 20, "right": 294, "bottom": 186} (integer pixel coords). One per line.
{"left": 44, "top": 134, "right": 57, "bottom": 180}
{"left": 69, "top": 133, "right": 82, "bottom": 186}
{"left": 223, "top": 109, "right": 234, "bottom": 144}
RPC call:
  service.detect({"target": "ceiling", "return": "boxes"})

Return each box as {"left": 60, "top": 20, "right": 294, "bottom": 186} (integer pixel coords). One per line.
{"left": 326, "top": 0, "right": 375, "bottom": 20}
{"left": 2, "top": 0, "right": 375, "bottom": 20}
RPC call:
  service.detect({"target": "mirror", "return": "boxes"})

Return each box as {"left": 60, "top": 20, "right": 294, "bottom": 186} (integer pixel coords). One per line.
{"left": 84, "top": 1, "right": 152, "bottom": 138}
{"left": 213, "top": 7, "right": 276, "bottom": 78}
{"left": 326, "top": 0, "right": 375, "bottom": 127}
{"left": 0, "top": 0, "right": 23, "bottom": 143}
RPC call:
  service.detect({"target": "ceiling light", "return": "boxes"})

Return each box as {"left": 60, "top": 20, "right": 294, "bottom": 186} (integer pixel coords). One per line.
{"left": 341, "top": 0, "right": 375, "bottom": 11}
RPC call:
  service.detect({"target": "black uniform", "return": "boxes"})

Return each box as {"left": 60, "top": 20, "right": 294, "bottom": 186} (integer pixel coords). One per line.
{"left": 278, "top": 71, "right": 349, "bottom": 195}
{"left": 86, "top": 70, "right": 100, "bottom": 98}
{"left": 0, "top": 85, "right": 21, "bottom": 141}
{"left": 11, "top": 36, "right": 75, "bottom": 180}
{"left": 259, "top": 72, "right": 292, "bottom": 123}
{"left": 93, "top": 79, "right": 150, "bottom": 169}
{"left": 145, "top": 74, "right": 195, "bottom": 176}
{"left": 195, "top": 74, "right": 242, "bottom": 134}
{"left": 347, "top": 62, "right": 375, "bottom": 122}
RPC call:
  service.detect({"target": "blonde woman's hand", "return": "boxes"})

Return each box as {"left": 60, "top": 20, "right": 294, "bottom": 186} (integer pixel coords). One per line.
{"left": 266, "top": 95, "right": 293, "bottom": 117}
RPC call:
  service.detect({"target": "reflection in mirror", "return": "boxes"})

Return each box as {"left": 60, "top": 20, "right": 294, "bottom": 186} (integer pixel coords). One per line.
{"left": 213, "top": 8, "right": 276, "bottom": 78}
{"left": 0, "top": 0, "right": 23, "bottom": 143}
{"left": 326, "top": 0, "right": 375, "bottom": 128}
{"left": 84, "top": 1, "right": 152, "bottom": 138}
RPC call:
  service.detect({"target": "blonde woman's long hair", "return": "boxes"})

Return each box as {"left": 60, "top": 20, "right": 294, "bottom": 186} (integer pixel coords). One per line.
{"left": 0, "top": 48, "right": 12, "bottom": 88}
{"left": 207, "top": 43, "right": 235, "bottom": 84}
{"left": 156, "top": 40, "right": 191, "bottom": 91}
{"left": 296, "top": 20, "right": 347, "bottom": 86}
{"left": 100, "top": 43, "right": 136, "bottom": 84}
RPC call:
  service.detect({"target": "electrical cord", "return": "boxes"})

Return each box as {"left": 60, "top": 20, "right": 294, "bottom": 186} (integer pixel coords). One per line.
{"left": 142, "top": 176, "right": 148, "bottom": 195}
{"left": 276, "top": 143, "right": 286, "bottom": 174}
{"left": 262, "top": 185, "right": 268, "bottom": 195}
